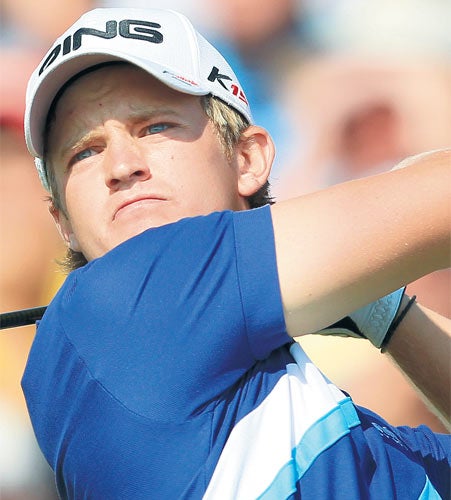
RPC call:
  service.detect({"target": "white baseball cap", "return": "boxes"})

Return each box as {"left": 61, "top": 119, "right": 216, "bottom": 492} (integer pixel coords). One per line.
{"left": 24, "top": 7, "right": 252, "bottom": 191}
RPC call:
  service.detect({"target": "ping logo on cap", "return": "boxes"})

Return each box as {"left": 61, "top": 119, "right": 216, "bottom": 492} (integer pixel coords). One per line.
{"left": 39, "top": 19, "right": 164, "bottom": 76}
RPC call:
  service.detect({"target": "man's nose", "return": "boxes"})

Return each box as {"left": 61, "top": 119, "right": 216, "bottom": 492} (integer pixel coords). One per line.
{"left": 104, "top": 137, "right": 151, "bottom": 190}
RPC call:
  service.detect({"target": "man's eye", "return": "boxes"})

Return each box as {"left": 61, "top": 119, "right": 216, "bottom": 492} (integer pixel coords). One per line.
{"left": 72, "top": 148, "right": 97, "bottom": 164}
{"left": 145, "top": 123, "right": 170, "bottom": 135}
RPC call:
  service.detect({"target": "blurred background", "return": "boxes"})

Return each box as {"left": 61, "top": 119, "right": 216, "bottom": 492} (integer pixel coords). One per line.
{"left": 1, "top": 0, "right": 450, "bottom": 497}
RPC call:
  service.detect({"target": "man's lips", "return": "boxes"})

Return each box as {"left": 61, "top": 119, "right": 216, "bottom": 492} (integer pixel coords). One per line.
{"left": 114, "top": 195, "right": 166, "bottom": 220}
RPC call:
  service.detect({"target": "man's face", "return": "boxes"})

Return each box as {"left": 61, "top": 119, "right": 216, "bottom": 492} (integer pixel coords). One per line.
{"left": 47, "top": 64, "right": 250, "bottom": 260}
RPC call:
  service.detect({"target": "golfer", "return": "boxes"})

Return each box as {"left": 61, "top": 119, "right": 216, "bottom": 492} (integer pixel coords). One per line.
{"left": 22, "top": 8, "right": 450, "bottom": 499}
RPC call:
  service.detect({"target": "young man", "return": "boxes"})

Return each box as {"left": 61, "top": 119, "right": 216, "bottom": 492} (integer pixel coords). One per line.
{"left": 22, "top": 8, "right": 450, "bottom": 499}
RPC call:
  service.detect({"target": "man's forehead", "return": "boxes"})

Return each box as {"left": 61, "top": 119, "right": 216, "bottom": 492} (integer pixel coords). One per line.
{"left": 49, "top": 62, "right": 133, "bottom": 108}
{"left": 52, "top": 62, "right": 196, "bottom": 114}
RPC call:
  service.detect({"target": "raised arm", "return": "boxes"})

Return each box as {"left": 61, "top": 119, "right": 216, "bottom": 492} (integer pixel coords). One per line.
{"left": 271, "top": 149, "right": 450, "bottom": 336}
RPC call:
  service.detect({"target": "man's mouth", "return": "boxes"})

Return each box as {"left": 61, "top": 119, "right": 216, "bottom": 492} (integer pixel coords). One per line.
{"left": 114, "top": 195, "right": 167, "bottom": 220}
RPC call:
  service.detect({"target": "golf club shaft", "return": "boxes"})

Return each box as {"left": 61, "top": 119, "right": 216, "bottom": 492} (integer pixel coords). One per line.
{"left": 0, "top": 306, "right": 47, "bottom": 330}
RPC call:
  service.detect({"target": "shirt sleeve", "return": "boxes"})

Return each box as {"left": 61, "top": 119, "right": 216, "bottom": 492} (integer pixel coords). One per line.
{"left": 33, "top": 207, "right": 289, "bottom": 421}
{"left": 396, "top": 425, "right": 451, "bottom": 498}
{"left": 356, "top": 405, "right": 450, "bottom": 499}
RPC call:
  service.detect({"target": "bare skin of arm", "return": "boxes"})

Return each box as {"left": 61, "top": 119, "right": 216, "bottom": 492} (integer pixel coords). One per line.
{"left": 271, "top": 149, "right": 450, "bottom": 335}
{"left": 386, "top": 297, "right": 451, "bottom": 429}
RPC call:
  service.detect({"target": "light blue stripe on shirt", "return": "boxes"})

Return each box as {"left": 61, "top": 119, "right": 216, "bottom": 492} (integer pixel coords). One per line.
{"left": 418, "top": 476, "right": 443, "bottom": 500}
{"left": 257, "top": 398, "right": 360, "bottom": 500}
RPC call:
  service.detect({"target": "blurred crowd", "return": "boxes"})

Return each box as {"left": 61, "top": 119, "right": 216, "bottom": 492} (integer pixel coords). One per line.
{"left": 1, "top": 0, "right": 450, "bottom": 497}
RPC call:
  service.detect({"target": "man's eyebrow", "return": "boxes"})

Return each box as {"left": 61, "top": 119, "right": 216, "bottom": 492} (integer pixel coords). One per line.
{"left": 127, "top": 105, "right": 182, "bottom": 121}
{"left": 62, "top": 130, "right": 102, "bottom": 159}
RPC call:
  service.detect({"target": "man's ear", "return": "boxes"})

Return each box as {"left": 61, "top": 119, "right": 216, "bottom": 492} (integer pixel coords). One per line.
{"left": 49, "top": 204, "right": 81, "bottom": 252}
{"left": 236, "top": 125, "right": 275, "bottom": 197}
